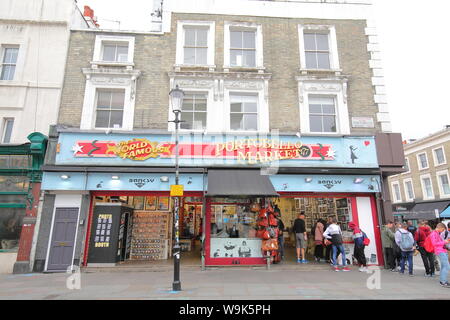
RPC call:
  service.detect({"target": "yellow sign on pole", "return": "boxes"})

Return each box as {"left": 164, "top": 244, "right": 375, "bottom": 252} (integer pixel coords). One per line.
{"left": 170, "top": 185, "right": 184, "bottom": 197}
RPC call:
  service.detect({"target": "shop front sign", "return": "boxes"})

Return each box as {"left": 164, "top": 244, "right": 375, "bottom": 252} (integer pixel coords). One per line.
{"left": 56, "top": 132, "right": 379, "bottom": 169}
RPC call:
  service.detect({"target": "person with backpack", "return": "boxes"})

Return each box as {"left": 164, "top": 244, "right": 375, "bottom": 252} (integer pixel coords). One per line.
{"left": 414, "top": 220, "right": 435, "bottom": 277}
{"left": 429, "top": 223, "right": 450, "bottom": 287}
{"left": 407, "top": 220, "right": 417, "bottom": 237}
{"left": 323, "top": 217, "right": 350, "bottom": 272}
{"left": 440, "top": 222, "right": 450, "bottom": 252}
{"left": 313, "top": 219, "right": 325, "bottom": 262}
{"left": 395, "top": 223, "right": 416, "bottom": 276}
{"left": 348, "top": 222, "right": 369, "bottom": 272}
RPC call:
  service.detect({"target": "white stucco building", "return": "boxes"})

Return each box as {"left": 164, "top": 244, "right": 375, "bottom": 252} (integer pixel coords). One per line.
{"left": 0, "top": 0, "right": 90, "bottom": 144}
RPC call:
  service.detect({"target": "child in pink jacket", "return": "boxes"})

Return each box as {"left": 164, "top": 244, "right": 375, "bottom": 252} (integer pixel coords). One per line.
{"left": 429, "top": 223, "right": 450, "bottom": 287}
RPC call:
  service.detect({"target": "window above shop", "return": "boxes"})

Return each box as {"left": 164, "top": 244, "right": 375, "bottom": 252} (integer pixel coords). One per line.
{"left": 0, "top": 46, "right": 19, "bottom": 81}
{"left": 417, "top": 152, "right": 429, "bottom": 170}
{"left": 94, "top": 89, "right": 125, "bottom": 129}
{"left": 91, "top": 35, "right": 135, "bottom": 69}
{"left": 175, "top": 21, "right": 215, "bottom": 70}
{"left": 433, "top": 146, "right": 446, "bottom": 166}
{"left": 1, "top": 118, "right": 14, "bottom": 143}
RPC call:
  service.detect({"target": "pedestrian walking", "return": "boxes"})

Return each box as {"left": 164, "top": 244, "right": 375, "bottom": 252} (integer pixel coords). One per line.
{"left": 313, "top": 219, "right": 325, "bottom": 262}
{"left": 382, "top": 221, "right": 396, "bottom": 271}
{"left": 293, "top": 213, "right": 308, "bottom": 263}
{"left": 348, "top": 222, "right": 368, "bottom": 272}
{"left": 415, "top": 220, "right": 435, "bottom": 277}
{"left": 323, "top": 217, "right": 350, "bottom": 272}
{"left": 430, "top": 223, "right": 450, "bottom": 288}
{"left": 395, "top": 223, "right": 416, "bottom": 276}
{"left": 393, "top": 222, "right": 403, "bottom": 270}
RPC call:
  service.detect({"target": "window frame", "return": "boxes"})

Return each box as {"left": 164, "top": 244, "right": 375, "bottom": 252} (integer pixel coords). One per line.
{"left": 93, "top": 89, "right": 126, "bottom": 130}
{"left": 391, "top": 181, "right": 402, "bottom": 203}
{"left": 436, "top": 170, "right": 450, "bottom": 199}
{"left": 416, "top": 152, "right": 429, "bottom": 170}
{"left": 298, "top": 25, "right": 340, "bottom": 72}
{"left": 0, "top": 46, "right": 19, "bottom": 81}
{"left": 175, "top": 21, "right": 215, "bottom": 68}
{"left": 92, "top": 35, "right": 135, "bottom": 67}
{"left": 1, "top": 118, "right": 14, "bottom": 143}
{"left": 432, "top": 146, "right": 447, "bottom": 167}
{"left": 403, "top": 178, "right": 415, "bottom": 202}
{"left": 402, "top": 157, "right": 410, "bottom": 174}
{"left": 307, "top": 95, "right": 338, "bottom": 134}
{"left": 179, "top": 91, "right": 209, "bottom": 132}
{"left": 224, "top": 22, "right": 263, "bottom": 70}
{"left": 420, "top": 174, "right": 435, "bottom": 200}
{"left": 229, "top": 93, "right": 259, "bottom": 132}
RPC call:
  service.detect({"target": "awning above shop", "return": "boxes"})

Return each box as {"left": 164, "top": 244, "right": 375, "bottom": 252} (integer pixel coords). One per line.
{"left": 440, "top": 205, "right": 450, "bottom": 218}
{"left": 402, "top": 201, "right": 450, "bottom": 220}
{"left": 206, "top": 170, "right": 279, "bottom": 197}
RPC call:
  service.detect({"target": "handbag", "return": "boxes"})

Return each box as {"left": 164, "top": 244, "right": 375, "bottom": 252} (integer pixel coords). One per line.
{"left": 250, "top": 203, "right": 261, "bottom": 212}
{"left": 268, "top": 213, "right": 278, "bottom": 227}
{"left": 262, "top": 239, "right": 278, "bottom": 251}
{"left": 258, "top": 217, "right": 269, "bottom": 228}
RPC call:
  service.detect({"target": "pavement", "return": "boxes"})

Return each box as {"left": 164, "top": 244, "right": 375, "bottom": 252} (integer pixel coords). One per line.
{"left": 0, "top": 262, "right": 450, "bottom": 300}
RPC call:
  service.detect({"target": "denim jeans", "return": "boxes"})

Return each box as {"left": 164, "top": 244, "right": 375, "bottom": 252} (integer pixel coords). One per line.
{"left": 400, "top": 251, "right": 413, "bottom": 274}
{"left": 332, "top": 244, "right": 346, "bottom": 267}
{"left": 438, "top": 252, "right": 450, "bottom": 284}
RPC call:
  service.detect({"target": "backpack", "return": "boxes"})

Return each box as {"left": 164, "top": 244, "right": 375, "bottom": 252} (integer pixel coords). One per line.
{"left": 424, "top": 234, "right": 434, "bottom": 253}
{"left": 399, "top": 231, "right": 414, "bottom": 251}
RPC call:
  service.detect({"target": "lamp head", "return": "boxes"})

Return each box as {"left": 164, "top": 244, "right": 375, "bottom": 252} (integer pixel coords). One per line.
{"left": 169, "top": 84, "right": 185, "bottom": 113}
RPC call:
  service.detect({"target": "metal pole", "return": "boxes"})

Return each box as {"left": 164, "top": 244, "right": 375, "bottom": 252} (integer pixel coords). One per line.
{"left": 172, "top": 111, "right": 181, "bottom": 291}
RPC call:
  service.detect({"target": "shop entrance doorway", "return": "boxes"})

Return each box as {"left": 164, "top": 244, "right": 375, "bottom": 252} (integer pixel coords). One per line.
{"left": 83, "top": 193, "right": 203, "bottom": 268}
{"left": 275, "top": 195, "right": 356, "bottom": 266}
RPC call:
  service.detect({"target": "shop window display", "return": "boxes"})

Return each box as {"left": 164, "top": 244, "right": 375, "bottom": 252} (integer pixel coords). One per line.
{"left": 0, "top": 207, "right": 24, "bottom": 252}
{"left": 210, "top": 198, "right": 263, "bottom": 259}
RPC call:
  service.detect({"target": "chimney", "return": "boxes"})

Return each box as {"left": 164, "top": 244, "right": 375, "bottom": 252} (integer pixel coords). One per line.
{"left": 83, "top": 5, "right": 99, "bottom": 28}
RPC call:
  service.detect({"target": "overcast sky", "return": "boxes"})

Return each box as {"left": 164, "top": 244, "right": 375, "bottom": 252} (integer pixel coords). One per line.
{"left": 76, "top": 0, "right": 450, "bottom": 140}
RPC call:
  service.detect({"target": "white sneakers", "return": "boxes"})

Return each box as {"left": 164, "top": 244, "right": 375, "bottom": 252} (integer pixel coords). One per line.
{"left": 359, "top": 267, "right": 369, "bottom": 272}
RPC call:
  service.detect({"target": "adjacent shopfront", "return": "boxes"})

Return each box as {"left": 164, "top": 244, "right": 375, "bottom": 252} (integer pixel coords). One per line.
{"left": 37, "top": 131, "right": 384, "bottom": 270}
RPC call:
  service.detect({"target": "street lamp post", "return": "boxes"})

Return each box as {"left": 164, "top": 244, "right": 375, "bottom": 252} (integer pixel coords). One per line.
{"left": 169, "top": 85, "right": 184, "bottom": 292}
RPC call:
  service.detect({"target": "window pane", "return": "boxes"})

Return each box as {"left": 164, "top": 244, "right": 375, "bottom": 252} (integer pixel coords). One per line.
{"left": 309, "top": 115, "right": 323, "bottom": 132}
{"left": 316, "top": 34, "right": 329, "bottom": 51}
{"left": 110, "top": 110, "right": 123, "bottom": 128}
{"left": 243, "top": 50, "right": 256, "bottom": 67}
{"left": 195, "top": 48, "right": 207, "bottom": 65}
{"left": 404, "top": 159, "right": 410, "bottom": 171}
{"left": 193, "top": 112, "right": 206, "bottom": 130}
{"left": 440, "top": 175, "right": 450, "bottom": 194}
{"left": 406, "top": 182, "right": 414, "bottom": 199}
{"left": 184, "top": 48, "right": 195, "bottom": 64}
{"left": 185, "top": 28, "right": 196, "bottom": 46}
{"left": 4, "top": 48, "right": 18, "bottom": 63}
{"left": 111, "top": 91, "right": 125, "bottom": 109}
{"left": 180, "top": 112, "right": 193, "bottom": 130}
{"left": 323, "top": 115, "right": 337, "bottom": 132}
{"left": 117, "top": 46, "right": 128, "bottom": 62}
{"left": 244, "top": 114, "right": 258, "bottom": 131}
{"left": 230, "top": 49, "right": 242, "bottom": 66}
{"left": 309, "top": 104, "right": 322, "bottom": 114}
{"left": 102, "top": 45, "right": 116, "bottom": 61}
{"left": 97, "top": 91, "right": 111, "bottom": 108}
{"left": 195, "top": 98, "right": 207, "bottom": 111}
{"left": 230, "top": 102, "right": 242, "bottom": 113}
{"left": 182, "top": 97, "right": 194, "bottom": 111}
{"left": 1, "top": 65, "right": 14, "bottom": 80}
{"left": 322, "top": 104, "right": 335, "bottom": 114}
{"left": 244, "top": 102, "right": 257, "bottom": 113}
{"left": 230, "top": 114, "right": 243, "bottom": 130}
{"left": 2, "top": 119, "right": 14, "bottom": 143}
{"left": 435, "top": 148, "right": 445, "bottom": 164}
{"left": 243, "top": 31, "right": 256, "bottom": 49}
{"left": 394, "top": 185, "right": 401, "bottom": 201}
{"left": 230, "top": 31, "right": 242, "bottom": 48}
{"left": 304, "top": 34, "right": 316, "bottom": 50}
{"left": 196, "top": 29, "right": 208, "bottom": 46}
{"left": 419, "top": 154, "right": 428, "bottom": 168}
{"left": 305, "top": 52, "right": 317, "bottom": 69}
{"left": 317, "top": 52, "right": 330, "bottom": 69}
{"left": 95, "top": 110, "right": 110, "bottom": 128}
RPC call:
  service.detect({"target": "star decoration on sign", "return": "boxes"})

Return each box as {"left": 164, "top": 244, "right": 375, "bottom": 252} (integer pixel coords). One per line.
{"left": 326, "top": 149, "right": 336, "bottom": 158}
{"left": 71, "top": 143, "right": 84, "bottom": 155}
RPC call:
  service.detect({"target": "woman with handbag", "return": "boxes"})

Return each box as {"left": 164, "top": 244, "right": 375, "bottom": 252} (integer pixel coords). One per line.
{"left": 348, "top": 221, "right": 368, "bottom": 272}
{"left": 323, "top": 217, "right": 350, "bottom": 272}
